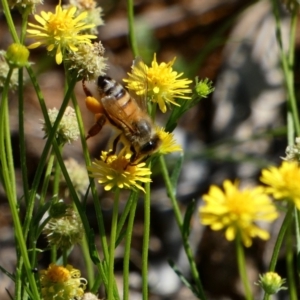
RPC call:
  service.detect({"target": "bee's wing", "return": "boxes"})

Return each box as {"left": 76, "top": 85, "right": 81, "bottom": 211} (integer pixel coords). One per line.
{"left": 101, "top": 95, "right": 136, "bottom": 134}
{"left": 127, "top": 57, "right": 148, "bottom": 112}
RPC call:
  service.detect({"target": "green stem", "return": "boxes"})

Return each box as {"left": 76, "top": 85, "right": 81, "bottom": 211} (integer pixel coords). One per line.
{"left": 62, "top": 249, "right": 68, "bottom": 266}
{"left": 20, "top": 7, "right": 30, "bottom": 43}
{"left": 116, "top": 190, "right": 137, "bottom": 240}
{"left": 23, "top": 66, "right": 77, "bottom": 240}
{"left": 51, "top": 246, "right": 57, "bottom": 263}
{"left": 3, "top": 80, "right": 17, "bottom": 201}
{"left": 262, "top": 204, "right": 294, "bottom": 300}
{"left": 15, "top": 253, "right": 23, "bottom": 300}
{"left": 52, "top": 144, "right": 63, "bottom": 201}
{"left": 0, "top": 69, "right": 40, "bottom": 300}
{"left": 127, "top": 0, "right": 139, "bottom": 57}
{"left": 286, "top": 217, "right": 297, "bottom": 300}
{"left": 1, "top": 0, "right": 20, "bottom": 43}
{"left": 70, "top": 93, "right": 111, "bottom": 286}
{"left": 235, "top": 234, "right": 253, "bottom": 300}
{"left": 142, "top": 177, "right": 151, "bottom": 300}
{"left": 18, "top": 68, "right": 29, "bottom": 205}
{"left": 123, "top": 192, "right": 138, "bottom": 300}
{"left": 295, "top": 208, "right": 300, "bottom": 274}
{"left": 108, "top": 188, "right": 120, "bottom": 300}
{"left": 159, "top": 155, "right": 206, "bottom": 299}
{"left": 268, "top": 205, "right": 294, "bottom": 271}
{"left": 81, "top": 236, "right": 95, "bottom": 289}
{"left": 39, "top": 151, "right": 55, "bottom": 206}
{"left": 270, "top": 0, "right": 300, "bottom": 135}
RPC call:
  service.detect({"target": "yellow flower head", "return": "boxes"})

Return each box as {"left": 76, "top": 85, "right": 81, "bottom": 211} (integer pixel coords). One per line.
{"left": 156, "top": 127, "right": 182, "bottom": 155}
{"left": 124, "top": 54, "right": 192, "bottom": 113}
{"left": 87, "top": 150, "right": 152, "bottom": 193}
{"left": 40, "top": 263, "right": 87, "bottom": 300}
{"left": 199, "top": 180, "right": 278, "bottom": 247}
{"left": 27, "top": 2, "right": 96, "bottom": 64}
{"left": 260, "top": 161, "right": 300, "bottom": 209}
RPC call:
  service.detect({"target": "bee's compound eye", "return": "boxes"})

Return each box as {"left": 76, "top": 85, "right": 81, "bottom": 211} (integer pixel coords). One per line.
{"left": 140, "top": 135, "right": 161, "bottom": 154}
{"left": 140, "top": 141, "right": 155, "bottom": 153}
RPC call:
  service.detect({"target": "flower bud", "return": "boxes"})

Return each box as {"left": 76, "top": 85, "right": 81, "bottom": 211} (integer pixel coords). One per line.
{"left": 195, "top": 77, "right": 214, "bottom": 98}
{"left": 256, "top": 272, "right": 287, "bottom": 295}
{"left": 5, "top": 43, "right": 29, "bottom": 68}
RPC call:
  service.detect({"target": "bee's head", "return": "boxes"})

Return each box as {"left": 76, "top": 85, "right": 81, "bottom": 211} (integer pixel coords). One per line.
{"left": 139, "top": 134, "right": 161, "bottom": 155}
{"left": 97, "top": 75, "right": 114, "bottom": 91}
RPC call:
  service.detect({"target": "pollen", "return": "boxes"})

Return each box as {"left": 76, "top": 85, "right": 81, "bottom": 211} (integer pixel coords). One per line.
{"left": 47, "top": 265, "right": 70, "bottom": 283}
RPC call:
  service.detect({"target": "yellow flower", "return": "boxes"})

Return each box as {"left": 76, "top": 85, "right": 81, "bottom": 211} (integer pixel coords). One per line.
{"left": 87, "top": 150, "right": 152, "bottom": 193}
{"left": 40, "top": 263, "right": 87, "bottom": 300}
{"left": 260, "top": 161, "right": 300, "bottom": 209}
{"left": 124, "top": 54, "right": 192, "bottom": 113}
{"left": 199, "top": 180, "right": 278, "bottom": 247}
{"left": 27, "top": 3, "right": 96, "bottom": 64}
{"left": 156, "top": 127, "right": 182, "bottom": 154}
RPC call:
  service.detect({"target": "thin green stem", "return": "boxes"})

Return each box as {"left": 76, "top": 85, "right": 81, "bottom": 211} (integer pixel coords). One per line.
{"left": 1, "top": 0, "right": 20, "bottom": 43}
{"left": 81, "top": 236, "right": 95, "bottom": 289}
{"left": 142, "top": 177, "right": 151, "bottom": 300}
{"left": 123, "top": 192, "right": 138, "bottom": 300}
{"left": 270, "top": 0, "right": 300, "bottom": 135}
{"left": 23, "top": 66, "right": 77, "bottom": 240}
{"left": 51, "top": 246, "right": 57, "bottom": 263}
{"left": 235, "top": 234, "right": 253, "bottom": 300}
{"left": 18, "top": 68, "right": 30, "bottom": 205}
{"left": 108, "top": 188, "right": 120, "bottom": 300}
{"left": 20, "top": 7, "right": 30, "bottom": 43}
{"left": 70, "top": 93, "right": 111, "bottom": 282}
{"left": 286, "top": 217, "right": 297, "bottom": 300}
{"left": 0, "top": 69, "right": 17, "bottom": 197}
{"left": 268, "top": 205, "right": 293, "bottom": 271}
{"left": 263, "top": 204, "right": 294, "bottom": 300}
{"left": 39, "top": 151, "right": 55, "bottom": 206}
{"left": 15, "top": 254, "right": 23, "bottom": 300}
{"left": 73, "top": 199, "right": 95, "bottom": 288}
{"left": 116, "top": 191, "right": 137, "bottom": 240}
{"left": 159, "top": 155, "right": 206, "bottom": 299}
{"left": 127, "top": 0, "right": 139, "bottom": 57}
{"left": 295, "top": 208, "right": 300, "bottom": 274}
{"left": 0, "top": 69, "right": 40, "bottom": 300}
{"left": 52, "top": 144, "right": 63, "bottom": 201}
{"left": 62, "top": 249, "right": 68, "bottom": 266}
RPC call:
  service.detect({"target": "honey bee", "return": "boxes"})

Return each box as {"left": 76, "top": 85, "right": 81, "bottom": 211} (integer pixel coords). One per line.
{"left": 82, "top": 59, "right": 161, "bottom": 163}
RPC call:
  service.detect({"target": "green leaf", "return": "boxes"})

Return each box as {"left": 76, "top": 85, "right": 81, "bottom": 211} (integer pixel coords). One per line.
{"left": 4, "top": 289, "right": 13, "bottom": 300}
{"left": 170, "top": 153, "right": 184, "bottom": 196}
{"left": 0, "top": 265, "right": 15, "bottom": 281}
{"left": 182, "top": 199, "right": 196, "bottom": 239}
{"left": 32, "top": 201, "right": 52, "bottom": 226}
{"left": 168, "top": 260, "right": 199, "bottom": 297}
{"left": 115, "top": 229, "right": 127, "bottom": 248}
{"left": 88, "top": 229, "right": 100, "bottom": 264}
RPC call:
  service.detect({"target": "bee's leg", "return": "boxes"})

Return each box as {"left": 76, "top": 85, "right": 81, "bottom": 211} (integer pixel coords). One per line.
{"left": 111, "top": 134, "right": 121, "bottom": 154}
{"left": 129, "top": 146, "right": 139, "bottom": 163}
{"left": 86, "top": 113, "right": 106, "bottom": 140}
{"left": 82, "top": 79, "right": 92, "bottom": 97}
{"left": 105, "top": 134, "right": 122, "bottom": 162}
